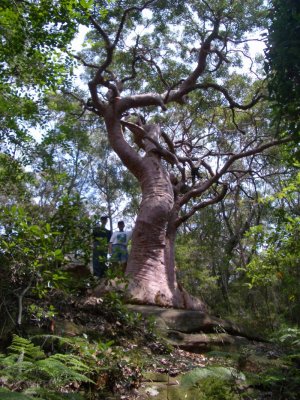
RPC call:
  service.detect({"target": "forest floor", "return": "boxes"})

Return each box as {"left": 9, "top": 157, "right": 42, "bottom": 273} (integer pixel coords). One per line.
{"left": 33, "top": 290, "right": 300, "bottom": 399}
{"left": 1, "top": 285, "right": 300, "bottom": 399}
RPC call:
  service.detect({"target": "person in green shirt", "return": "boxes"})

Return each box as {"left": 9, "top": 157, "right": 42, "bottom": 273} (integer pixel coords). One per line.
{"left": 92, "top": 216, "right": 111, "bottom": 278}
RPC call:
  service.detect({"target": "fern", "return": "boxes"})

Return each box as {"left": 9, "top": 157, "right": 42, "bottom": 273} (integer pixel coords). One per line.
{"left": 0, "top": 354, "right": 94, "bottom": 387}
{"left": 8, "top": 334, "right": 45, "bottom": 361}
{"left": 31, "top": 334, "right": 115, "bottom": 367}
{"left": 31, "top": 334, "right": 97, "bottom": 358}
{"left": 35, "top": 356, "right": 94, "bottom": 385}
{"left": 0, "top": 335, "right": 45, "bottom": 384}
{"left": 32, "top": 334, "right": 87, "bottom": 349}
{"left": 0, "top": 354, "right": 35, "bottom": 380}
{"left": 50, "top": 353, "right": 93, "bottom": 374}
{"left": 272, "top": 326, "right": 300, "bottom": 348}
{"left": 0, "top": 335, "right": 95, "bottom": 396}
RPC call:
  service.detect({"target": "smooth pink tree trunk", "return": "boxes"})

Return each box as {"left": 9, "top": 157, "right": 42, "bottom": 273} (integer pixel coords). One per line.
{"left": 105, "top": 114, "right": 205, "bottom": 310}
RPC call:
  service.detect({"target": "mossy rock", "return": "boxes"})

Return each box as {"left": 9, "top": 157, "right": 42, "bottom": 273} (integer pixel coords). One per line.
{"left": 140, "top": 382, "right": 194, "bottom": 400}
{"left": 143, "top": 371, "right": 174, "bottom": 382}
{"left": 140, "top": 367, "right": 245, "bottom": 400}
{"left": 181, "top": 366, "right": 245, "bottom": 387}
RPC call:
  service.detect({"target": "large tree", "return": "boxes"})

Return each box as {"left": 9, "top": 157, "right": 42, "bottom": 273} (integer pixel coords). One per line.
{"left": 69, "top": 0, "right": 292, "bottom": 309}
{"left": 2, "top": 1, "right": 292, "bottom": 310}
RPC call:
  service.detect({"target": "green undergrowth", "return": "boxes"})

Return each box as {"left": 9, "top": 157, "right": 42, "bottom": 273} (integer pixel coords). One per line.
{"left": 0, "top": 290, "right": 169, "bottom": 399}
{"left": 204, "top": 333, "right": 300, "bottom": 400}
{"left": 1, "top": 287, "right": 300, "bottom": 399}
{"left": 244, "top": 326, "right": 300, "bottom": 400}
{"left": 248, "top": 359, "right": 300, "bottom": 400}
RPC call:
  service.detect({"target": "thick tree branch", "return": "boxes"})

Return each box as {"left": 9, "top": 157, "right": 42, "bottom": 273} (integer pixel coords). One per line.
{"left": 181, "top": 18, "right": 221, "bottom": 91}
{"left": 161, "top": 130, "right": 176, "bottom": 154}
{"left": 194, "top": 82, "right": 264, "bottom": 110}
{"left": 200, "top": 159, "right": 215, "bottom": 177}
{"left": 113, "top": 0, "right": 157, "bottom": 48}
{"left": 176, "top": 183, "right": 228, "bottom": 227}
{"left": 88, "top": 0, "right": 157, "bottom": 111}
{"left": 121, "top": 120, "right": 178, "bottom": 164}
{"left": 117, "top": 93, "right": 167, "bottom": 113}
{"left": 89, "top": 15, "right": 111, "bottom": 46}
{"left": 122, "top": 36, "right": 141, "bottom": 84}
{"left": 165, "top": 17, "right": 221, "bottom": 103}
{"left": 208, "top": 47, "right": 230, "bottom": 72}
{"left": 105, "top": 117, "right": 145, "bottom": 180}
{"left": 139, "top": 54, "right": 169, "bottom": 88}
{"left": 179, "top": 137, "right": 292, "bottom": 207}
{"left": 66, "top": 51, "right": 99, "bottom": 69}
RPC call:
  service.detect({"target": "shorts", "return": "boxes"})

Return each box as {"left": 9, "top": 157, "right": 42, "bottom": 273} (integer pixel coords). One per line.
{"left": 111, "top": 244, "right": 128, "bottom": 263}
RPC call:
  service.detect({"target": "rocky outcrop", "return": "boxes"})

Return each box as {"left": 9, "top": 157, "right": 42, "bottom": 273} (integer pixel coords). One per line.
{"left": 76, "top": 297, "right": 265, "bottom": 352}
{"left": 125, "top": 304, "right": 265, "bottom": 351}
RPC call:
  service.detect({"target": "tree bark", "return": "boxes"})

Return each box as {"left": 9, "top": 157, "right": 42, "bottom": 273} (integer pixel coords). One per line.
{"left": 104, "top": 111, "right": 205, "bottom": 310}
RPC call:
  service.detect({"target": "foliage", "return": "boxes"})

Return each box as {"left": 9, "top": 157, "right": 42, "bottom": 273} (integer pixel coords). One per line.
{"left": 176, "top": 231, "right": 219, "bottom": 305}
{"left": 181, "top": 367, "right": 242, "bottom": 400}
{"left": 271, "top": 325, "right": 300, "bottom": 348}
{"left": 0, "top": 335, "right": 94, "bottom": 398}
{"left": 27, "top": 304, "right": 57, "bottom": 327}
{"left": 265, "top": 0, "right": 300, "bottom": 140}
{"left": 249, "top": 360, "right": 300, "bottom": 400}
{"left": 241, "top": 174, "right": 300, "bottom": 326}
{"left": 175, "top": 192, "right": 266, "bottom": 314}
{"left": 0, "top": 0, "right": 82, "bottom": 82}
{"left": 192, "top": 376, "right": 239, "bottom": 400}
{"left": 1, "top": 205, "right": 65, "bottom": 293}
{"left": 1, "top": 205, "right": 63, "bottom": 278}
{"left": 49, "top": 195, "right": 92, "bottom": 264}
{"left": 0, "top": 203, "right": 92, "bottom": 328}
{"left": 0, "top": 0, "right": 89, "bottom": 152}
{"left": 0, "top": 328, "right": 147, "bottom": 399}
{"left": 0, "top": 153, "right": 34, "bottom": 204}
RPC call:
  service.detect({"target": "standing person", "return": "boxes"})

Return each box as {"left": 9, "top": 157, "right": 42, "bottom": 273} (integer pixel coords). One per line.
{"left": 92, "top": 216, "right": 112, "bottom": 278}
{"left": 109, "top": 220, "right": 132, "bottom": 272}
